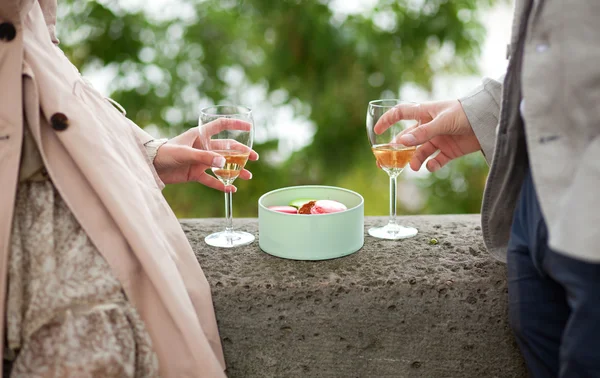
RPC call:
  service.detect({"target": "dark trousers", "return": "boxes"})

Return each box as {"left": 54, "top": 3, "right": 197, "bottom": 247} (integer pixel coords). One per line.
{"left": 2, "top": 359, "right": 10, "bottom": 377}
{"left": 507, "top": 169, "right": 600, "bottom": 378}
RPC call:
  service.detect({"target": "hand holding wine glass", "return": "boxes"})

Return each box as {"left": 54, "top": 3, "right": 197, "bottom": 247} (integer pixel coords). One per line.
{"left": 154, "top": 121, "right": 258, "bottom": 191}
{"left": 373, "top": 100, "right": 480, "bottom": 172}
{"left": 198, "top": 105, "right": 256, "bottom": 248}
{"left": 367, "top": 99, "right": 420, "bottom": 240}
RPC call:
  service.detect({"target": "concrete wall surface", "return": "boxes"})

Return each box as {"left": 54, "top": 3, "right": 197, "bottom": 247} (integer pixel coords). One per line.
{"left": 182, "top": 215, "right": 527, "bottom": 378}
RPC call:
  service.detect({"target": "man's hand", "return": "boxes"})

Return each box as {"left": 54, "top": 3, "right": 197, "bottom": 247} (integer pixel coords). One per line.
{"left": 374, "top": 100, "right": 480, "bottom": 172}
{"left": 153, "top": 119, "right": 259, "bottom": 192}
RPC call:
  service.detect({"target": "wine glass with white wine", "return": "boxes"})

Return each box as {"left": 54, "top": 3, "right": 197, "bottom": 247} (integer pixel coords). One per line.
{"left": 366, "top": 99, "right": 419, "bottom": 240}
{"left": 198, "top": 105, "right": 255, "bottom": 248}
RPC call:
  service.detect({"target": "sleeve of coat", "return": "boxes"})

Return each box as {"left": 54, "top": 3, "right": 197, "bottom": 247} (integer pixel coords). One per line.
{"left": 458, "top": 76, "right": 504, "bottom": 165}
{"left": 129, "top": 122, "right": 155, "bottom": 146}
{"left": 127, "top": 120, "right": 168, "bottom": 162}
{"left": 38, "top": 0, "right": 59, "bottom": 44}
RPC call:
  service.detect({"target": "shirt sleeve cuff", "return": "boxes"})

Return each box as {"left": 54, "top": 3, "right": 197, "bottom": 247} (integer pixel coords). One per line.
{"left": 458, "top": 77, "right": 503, "bottom": 165}
{"left": 143, "top": 138, "right": 169, "bottom": 162}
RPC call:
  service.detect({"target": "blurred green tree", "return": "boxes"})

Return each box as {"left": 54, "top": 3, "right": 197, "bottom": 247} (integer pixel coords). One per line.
{"left": 57, "top": 0, "right": 495, "bottom": 218}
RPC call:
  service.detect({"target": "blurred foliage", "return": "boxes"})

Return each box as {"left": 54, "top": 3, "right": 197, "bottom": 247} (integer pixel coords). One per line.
{"left": 57, "top": 0, "right": 494, "bottom": 218}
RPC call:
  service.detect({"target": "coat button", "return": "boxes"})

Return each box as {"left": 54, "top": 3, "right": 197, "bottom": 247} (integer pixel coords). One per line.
{"left": 50, "top": 113, "right": 69, "bottom": 131}
{"left": 0, "top": 22, "right": 16, "bottom": 42}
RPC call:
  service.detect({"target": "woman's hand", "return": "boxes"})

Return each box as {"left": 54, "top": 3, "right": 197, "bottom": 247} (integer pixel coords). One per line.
{"left": 374, "top": 100, "right": 480, "bottom": 172}
{"left": 153, "top": 119, "right": 259, "bottom": 192}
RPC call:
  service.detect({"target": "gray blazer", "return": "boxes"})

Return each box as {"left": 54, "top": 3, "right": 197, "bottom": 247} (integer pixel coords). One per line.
{"left": 459, "top": 0, "right": 600, "bottom": 263}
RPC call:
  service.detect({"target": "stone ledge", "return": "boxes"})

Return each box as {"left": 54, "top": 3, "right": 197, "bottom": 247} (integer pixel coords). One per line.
{"left": 182, "top": 215, "right": 526, "bottom": 378}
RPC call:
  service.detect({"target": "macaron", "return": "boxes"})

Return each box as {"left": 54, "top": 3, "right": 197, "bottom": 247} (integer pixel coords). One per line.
{"left": 268, "top": 205, "right": 298, "bottom": 214}
{"left": 289, "top": 198, "right": 316, "bottom": 209}
{"left": 310, "top": 200, "right": 347, "bottom": 214}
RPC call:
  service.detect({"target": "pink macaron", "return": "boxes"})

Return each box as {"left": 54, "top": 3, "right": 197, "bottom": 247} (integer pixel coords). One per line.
{"left": 268, "top": 205, "right": 298, "bottom": 214}
{"left": 310, "top": 200, "right": 347, "bottom": 215}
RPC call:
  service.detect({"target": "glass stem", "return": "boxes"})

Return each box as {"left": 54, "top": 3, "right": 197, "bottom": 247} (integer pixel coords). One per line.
{"left": 225, "top": 189, "right": 234, "bottom": 233}
{"left": 389, "top": 174, "right": 398, "bottom": 226}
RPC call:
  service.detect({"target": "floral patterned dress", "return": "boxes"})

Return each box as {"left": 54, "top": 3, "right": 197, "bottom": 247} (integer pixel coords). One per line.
{"left": 3, "top": 113, "right": 166, "bottom": 377}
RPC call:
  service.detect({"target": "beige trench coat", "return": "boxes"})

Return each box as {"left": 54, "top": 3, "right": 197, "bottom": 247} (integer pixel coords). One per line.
{"left": 0, "top": 1, "right": 226, "bottom": 377}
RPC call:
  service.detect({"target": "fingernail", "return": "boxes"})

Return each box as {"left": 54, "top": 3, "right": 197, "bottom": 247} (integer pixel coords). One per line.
{"left": 400, "top": 134, "right": 417, "bottom": 145}
{"left": 213, "top": 156, "right": 226, "bottom": 168}
{"left": 248, "top": 172, "right": 253, "bottom": 179}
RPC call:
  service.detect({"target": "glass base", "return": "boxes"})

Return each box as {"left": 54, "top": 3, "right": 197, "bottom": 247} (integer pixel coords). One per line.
{"left": 205, "top": 231, "right": 255, "bottom": 248}
{"left": 368, "top": 223, "right": 418, "bottom": 240}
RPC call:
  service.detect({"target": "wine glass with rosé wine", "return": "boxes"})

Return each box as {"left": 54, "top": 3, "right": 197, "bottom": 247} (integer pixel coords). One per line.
{"left": 198, "top": 105, "right": 255, "bottom": 248}
{"left": 366, "top": 99, "right": 419, "bottom": 240}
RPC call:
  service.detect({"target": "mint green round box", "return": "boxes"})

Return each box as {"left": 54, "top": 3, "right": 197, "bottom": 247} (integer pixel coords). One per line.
{"left": 258, "top": 186, "right": 364, "bottom": 260}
